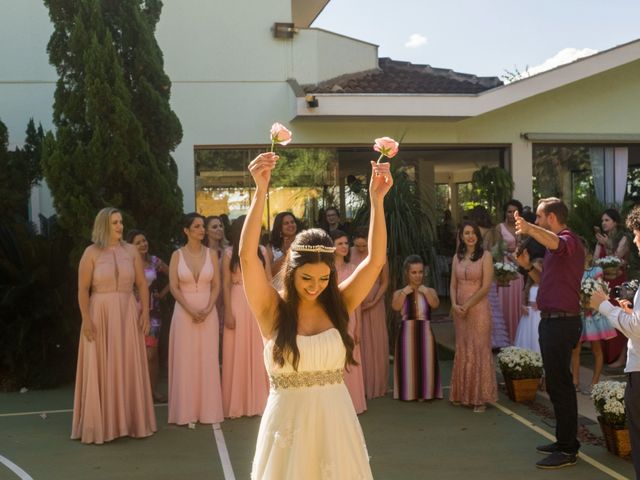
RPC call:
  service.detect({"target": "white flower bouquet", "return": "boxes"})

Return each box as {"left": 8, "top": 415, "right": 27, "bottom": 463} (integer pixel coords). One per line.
{"left": 580, "top": 277, "right": 610, "bottom": 308}
{"left": 591, "top": 380, "right": 626, "bottom": 427}
{"left": 494, "top": 261, "right": 519, "bottom": 287}
{"left": 497, "top": 346, "right": 544, "bottom": 380}
{"left": 595, "top": 256, "right": 624, "bottom": 280}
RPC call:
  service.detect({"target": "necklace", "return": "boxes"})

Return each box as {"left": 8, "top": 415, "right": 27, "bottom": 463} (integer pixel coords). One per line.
{"left": 184, "top": 245, "right": 204, "bottom": 257}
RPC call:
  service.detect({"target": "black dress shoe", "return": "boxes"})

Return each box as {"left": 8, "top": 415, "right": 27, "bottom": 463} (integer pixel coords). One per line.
{"left": 536, "top": 451, "right": 577, "bottom": 469}
{"left": 536, "top": 442, "right": 558, "bottom": 454}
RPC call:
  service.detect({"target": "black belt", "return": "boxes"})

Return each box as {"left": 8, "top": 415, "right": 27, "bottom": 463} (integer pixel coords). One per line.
{"left": 540, "top": 312, "right": 580, "bottom": 319}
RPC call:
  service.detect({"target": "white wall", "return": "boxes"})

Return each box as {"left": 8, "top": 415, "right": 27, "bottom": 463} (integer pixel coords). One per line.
{"left": 292, "top": 29, "right": 378, "bottom": 85}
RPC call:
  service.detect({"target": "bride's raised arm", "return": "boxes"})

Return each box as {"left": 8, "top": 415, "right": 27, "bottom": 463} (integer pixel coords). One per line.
{"left": 239, "top": 152, "right": 280, "bottom": 337}
{"left": 340, "top": 161, "right": 393, "bottom": 313}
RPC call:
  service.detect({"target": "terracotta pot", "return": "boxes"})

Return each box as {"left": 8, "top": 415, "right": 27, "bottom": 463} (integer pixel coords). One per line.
{"left": 598, "top": 416, "right": 631, "bottom": 458}
{"left": 503, "top": 376, "right": 540, "bottom": 403}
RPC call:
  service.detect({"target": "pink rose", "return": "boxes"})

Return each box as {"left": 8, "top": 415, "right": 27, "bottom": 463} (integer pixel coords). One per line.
{"left": 270, "top": 123, "right": 293, "bottom": 150}
{"left": 373, "top": 137, "right": 399, "bottom": 162}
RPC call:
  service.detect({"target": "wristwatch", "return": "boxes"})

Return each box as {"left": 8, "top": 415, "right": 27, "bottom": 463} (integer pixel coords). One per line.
{"left": 526, "top": 265, "right": 535, "bottom": 272}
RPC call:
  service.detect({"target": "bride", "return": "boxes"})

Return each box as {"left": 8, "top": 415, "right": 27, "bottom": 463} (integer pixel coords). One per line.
{"left": 239, "top": 151, "right": 392, "bottom": 479}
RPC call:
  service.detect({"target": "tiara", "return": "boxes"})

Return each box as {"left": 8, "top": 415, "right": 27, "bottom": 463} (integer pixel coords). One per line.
{"left": 291, "top": 244, "right": 336, "bottom": 253}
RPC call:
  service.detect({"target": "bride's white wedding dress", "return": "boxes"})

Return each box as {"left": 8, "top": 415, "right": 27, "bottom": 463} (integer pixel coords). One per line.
{"left": 251, "top": 328, "right": 373, "bottom": 479}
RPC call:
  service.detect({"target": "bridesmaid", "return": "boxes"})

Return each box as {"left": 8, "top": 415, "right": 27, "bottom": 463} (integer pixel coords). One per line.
{"left": 168, "top": 213, "right": 223, "bottom": 425}
{"left": 268, "top": 211, "right": 300, "bottom": 277}
{"left": 497, "top": 200, "right": 525, "bottom": 343}
{"left": 221, "top": 216, "right": 270, "bottom": 418}
{"left": 127, "top": 229, "right": 170, "bottom": 402}
{"left": 204, "top": 215, "right": 228, "bottom": 338}
{"left": 331, "top": 229, "right": 367, "bottom": 414}
{"left": 351, "top": 227, "right": 390, "bottom": 399}
{"left": 469, "top": 206, "right": 510, "bottom": 349}
{"left": 449, "top": 221, "right": 498, "bottom": 412}
{"left": 391, "top": 255, "right": 442, "bottom": 401}
{"left": 204, "top": 215, "right": 228, "bottom": 258}
{"left": 72, "top": 208, "right": 156, "bottom": 444}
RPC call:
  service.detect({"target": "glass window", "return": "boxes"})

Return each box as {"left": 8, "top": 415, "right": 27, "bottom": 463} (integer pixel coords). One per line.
{"left": 532, "top": 145, "right": 593, "bottom": 206}
{"left": 195, "top": 148, "right": 337, "bottom": 229}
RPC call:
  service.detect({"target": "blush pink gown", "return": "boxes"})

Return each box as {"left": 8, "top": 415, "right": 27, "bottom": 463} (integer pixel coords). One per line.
{"left": 498, "top": 223, "right": 524, "bottom": 342}
{"left": 337, "top": 262, "right": 367, "bottom": 414}
{"left": 71, "top": 245, "right": 157, "bottom": 444}
{"left": 449, "top": 255, "right": 498, "bottom": 406}
{"left": 221, "top": 248, "right": 269, "bottom": 418}
{"left": 352, "top": 252, "right": 389, "bottom": 399}
{"left": 168, "top": 249, "right": 224, "bottom": 425}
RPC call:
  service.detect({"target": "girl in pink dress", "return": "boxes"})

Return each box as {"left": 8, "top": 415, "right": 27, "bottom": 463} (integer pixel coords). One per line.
{"left": 221, "top": 216, "right": 270, "bottom": 418}
{"left": 332, "top": 229, "right": 367, "bottom": 414}
{"left": 449, "top": 221, "right": 498, "bottom": 412}
{"left": 351, "top": 228, "right": 390, "bottom": 399}
{"left": 72, "top": 208, "right": 157, "bottom": 444}
{"left": 498, "top": 200, "right": 525, "bottom": 343}
{"left": 168, "top": 213, "right": 223, "bottom": 425}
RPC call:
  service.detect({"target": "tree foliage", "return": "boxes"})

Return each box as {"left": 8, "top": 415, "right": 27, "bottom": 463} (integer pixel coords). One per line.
{"left": 352, "top": 163, "right": 436, "bottom": 291}
{"left": 471, "top": 166, "right": 514, "bottom": 221}
{"left": 42, "top": 0, "right": 183, "bottom": 260}
{"left": 0, "top": 119, "right": 45, "bottom": 222}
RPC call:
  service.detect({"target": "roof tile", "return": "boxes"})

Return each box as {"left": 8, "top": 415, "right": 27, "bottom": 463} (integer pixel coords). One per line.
{"left": 303, "top": 58, "right": 502, "bottom": 94}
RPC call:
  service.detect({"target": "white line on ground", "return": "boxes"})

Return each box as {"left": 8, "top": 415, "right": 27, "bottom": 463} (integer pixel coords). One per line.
{"left": 0, "top": 454, "right": 34, "bottom": 480}
{"left": 212, "top": 423, "right": 236, "bottom": 480}
{"left": 0, "top": 403, "right": 168, "bottom": 418}
{"left": 0, "top": 409, "right": 72, "bottom": 418}
{"left": 491, "top": 401, "right": 630, "bottom": 480}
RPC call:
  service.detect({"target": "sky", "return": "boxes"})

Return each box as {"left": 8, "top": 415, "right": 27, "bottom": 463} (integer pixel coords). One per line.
{"left": 312, "top": 0, "right": 640, "bottom": 79}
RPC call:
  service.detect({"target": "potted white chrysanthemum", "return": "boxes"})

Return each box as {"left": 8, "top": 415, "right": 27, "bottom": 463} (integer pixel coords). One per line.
{"left": 591, "top": 381, "right": 630, "bottom": 457}
{"left": 496, "top": 347, "right": 543, "bottom": 402}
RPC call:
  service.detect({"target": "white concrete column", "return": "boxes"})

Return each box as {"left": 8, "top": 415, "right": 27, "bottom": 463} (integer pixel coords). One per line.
{"left": 511, "top": 138, "right": 533, "bottom": 207}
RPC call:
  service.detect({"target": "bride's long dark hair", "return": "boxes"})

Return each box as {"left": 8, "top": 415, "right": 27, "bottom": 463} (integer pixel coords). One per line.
{"left": 273, "top": 228, "right": 356, "bottom": 371}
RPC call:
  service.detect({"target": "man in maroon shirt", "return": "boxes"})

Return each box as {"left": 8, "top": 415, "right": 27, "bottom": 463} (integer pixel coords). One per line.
{"left": 515, "top": 197, "right": 584, "bottom": 469}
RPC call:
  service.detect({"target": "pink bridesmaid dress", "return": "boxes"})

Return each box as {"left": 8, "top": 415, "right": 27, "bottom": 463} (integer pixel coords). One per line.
{"left": 221, "top": 248, "right": 269, "bottom": 418}
{"left": 71, "top": 245, "right": 157, "bottom": 444}
{"left": 449, "top": 255, "right": 498, "bottom": 406}
{"left": 359, "top": 270, "right": 389, "bottom": 399}
{"left": 498, "top": 223, "right": 524, "bottom": 342}
{"left": 168, "top": 249, "right": 224, "bottom": 425}
{"left": 337, "top": 262, "right": 367, "bottom": 414}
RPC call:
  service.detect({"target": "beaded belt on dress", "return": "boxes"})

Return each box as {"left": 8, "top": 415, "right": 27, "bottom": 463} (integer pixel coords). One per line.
{"left": 269, "top": 368, "right": 344, "bottom": 390}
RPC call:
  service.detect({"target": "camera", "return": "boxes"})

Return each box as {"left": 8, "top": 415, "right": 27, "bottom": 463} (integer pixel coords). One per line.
{"left": 613, "top": 279, "right": 639, "bottom": 305}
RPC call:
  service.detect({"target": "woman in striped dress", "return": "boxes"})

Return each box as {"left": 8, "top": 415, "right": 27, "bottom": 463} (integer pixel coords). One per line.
{"left": 391, "top": 255, "right": 442, "bottom": 401}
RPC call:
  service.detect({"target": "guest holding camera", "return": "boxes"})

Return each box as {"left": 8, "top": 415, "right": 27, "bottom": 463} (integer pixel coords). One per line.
{"left": 591, "top": 205, "right": 640, "bottom": 478}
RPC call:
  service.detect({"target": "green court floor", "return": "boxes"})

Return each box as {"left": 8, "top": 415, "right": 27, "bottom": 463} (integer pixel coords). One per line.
{"left": 0, "top": 357, "right": 635, "bottom": 480}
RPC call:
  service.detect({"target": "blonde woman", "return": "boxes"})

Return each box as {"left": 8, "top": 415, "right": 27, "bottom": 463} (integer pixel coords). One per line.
{"left": 72, "top": 208, "right": 157, "bottom": 444}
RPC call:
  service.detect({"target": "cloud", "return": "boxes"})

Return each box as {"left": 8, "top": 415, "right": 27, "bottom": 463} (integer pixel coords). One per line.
{"left": 405, "top": 33, "right": 427, "bottom": 48}
{"left": 527, "top": 47, "right": 598, "bottom": 76}
{"left": 503, "top": 47, "right": 598, "bottom": 83}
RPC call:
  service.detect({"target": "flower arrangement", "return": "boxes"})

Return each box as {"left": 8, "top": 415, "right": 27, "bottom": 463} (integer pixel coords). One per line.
{"left": 270, "top": 122, "right": 292, "bottom": 153}
{"left": 494, "top": 261, "right": 519, "bottom": 287}
{"left": 595, "top": 256, "right": 624, "bottom": 280}
{"left": 497, "top": 346, "right": 543, "bottom": 380}
{"left": 591, "top": 380, "right": 626, "bottom": 427}
{"left": 580, "top": 276, "right": 610, "bottom": 308}
{"left": 595, "top": 256, "right": 623, "bottom": 269}
{"left": 373, "top": 137, "right": 399, "bottom": 163}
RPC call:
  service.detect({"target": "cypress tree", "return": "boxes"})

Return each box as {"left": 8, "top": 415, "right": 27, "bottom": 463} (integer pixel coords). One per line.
{"left": 42, "top": 0, "right": 183, "bottom": 259}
